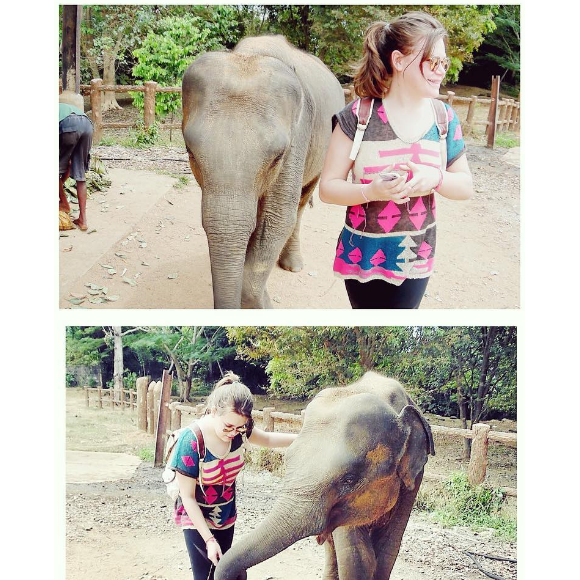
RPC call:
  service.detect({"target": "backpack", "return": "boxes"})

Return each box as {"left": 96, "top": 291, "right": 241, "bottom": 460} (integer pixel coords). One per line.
{"left": 162, "top": 421, "right": 206, "bottom": 501}
{"left": 349, "top": 97, "right": 449, "bottom": 167}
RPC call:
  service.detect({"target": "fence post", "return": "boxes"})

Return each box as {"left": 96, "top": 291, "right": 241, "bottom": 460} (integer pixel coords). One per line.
{"left": 498, "top": 100, "right": 508, "bottom": 132}
{"left": 147, "top": 381, "right": 156, "bottom": 435}
{"left": 486, "top": 75, "right": 500, "bottom": 148}
{"left": 505, "top": 99, "right": 514, "bottom": 132}
{"left": 509, "top": 101, "right": 518, "bottom": 131}
{"left": 98, "top": 387, "right": 103, "bottom": 409}
{"left": 136, "top": 376, "right": 149, "bottom": 431}
{"left": 263, "top": 407, "right": 275, "bottom": 432}
{"left": 154, "top": 370, "right": 174, "bottom": 467}
{"left": 143, "top": 81, "right": 157, "bottom": 129}
{"left": 90, "top": 78, "right": 103, "bottom": 144}
{"left": 467, "top": 423, "right": 491, "bottom": 486}
{"left": 85, "top": 386, "right": 89, "bottom": 407}
{"left": 465, "top": 96, "right": 478, "bottom": 135}
{"left": 446, "top": 90, "right": 455, "bottom": 107}
{"left": 129, "top": 391, "right": 135, "bottom": 411}
{"left": 153, "top": 381, "right": 163, "bottom": 430}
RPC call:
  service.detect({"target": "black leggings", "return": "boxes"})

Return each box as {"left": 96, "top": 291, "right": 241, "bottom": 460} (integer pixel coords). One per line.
{"left": 345, "top": 277, "right": 429, "bottom": 309}
{"left": 183, "top": 526, "right": 235, "bottom": 580}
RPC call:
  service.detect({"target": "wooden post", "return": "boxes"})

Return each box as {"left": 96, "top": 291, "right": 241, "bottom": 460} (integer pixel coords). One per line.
{"left": 147, "top": 381, "right": 156, "bottom": 435}
{"left": 446, "top": 90, "right": 455, "bottom": 107}
{"left": 129, "top": 391, "right": 135, "bottom": 411}
{"left": 486, "top": 75, "right": 500, "bottom": 148}
{"left": 85, "top": 386, "right": 89, "bottom": 407}
{"left": 90, "top": 79, "right": 103, "bottom": 143}
{"left": 154, "top": 370, "right": 174, "bottom": 467}
{"left": 465, "top": 96, "right": 478, "bottom": 135}
{"left": 505, "top": 99, "right": 514, "bottom": 131}
{"left": 509, "top": 102, "right": 518, "bottom": 131}
{"left": 467, "top": 423, "right": 491, "bottom": 486}
{"left": 143, "top": 81, "right": 158, "bottom": 129}
{"left": 498, "top": 100, "right": 508, "bottom": 132}
{"left": 263, "top": 407, "right": 275, "bottom": 432}
{"left": 170, "top": 402, "right": 182, "bottom": 431}
{"left": 136, "top": 376, "right": 149, "bottom": 431}
{"left": 153, "top": 381, "right": 163, "bottom": 430}
{"left": 98, "top": 387, "right": 103, "bottom": 409}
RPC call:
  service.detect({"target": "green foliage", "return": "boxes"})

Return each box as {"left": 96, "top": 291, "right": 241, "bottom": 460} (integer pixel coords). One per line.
{"left": 494, "top": 133, "right": 520, "bottom": 148}
{"left": 66, "top": 372, "right": 77, "bottom": 387}
{"left": 417, "top": 472, "right": 516, "bottom": 541}
{"left": 66, "top": 327, "right": 108, "bottom": 367}
{"left": 137, "top": 447, "right": 155, "bottom": 462}
{"left": 131, "top": 15, "right": 226, "bottom": 117}
{"left": 127, "top": 121, "right": 159, "bottom": 148}
{"left": 123, "top": 371, "right": 138, "bottom": 390}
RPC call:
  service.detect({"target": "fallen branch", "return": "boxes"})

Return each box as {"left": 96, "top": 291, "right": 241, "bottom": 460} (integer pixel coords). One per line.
{"left": 463, "top": 550, "right": 514, "bottom": 580}
{"left": 465, "top": 550, "right": 517, "bottom": 564}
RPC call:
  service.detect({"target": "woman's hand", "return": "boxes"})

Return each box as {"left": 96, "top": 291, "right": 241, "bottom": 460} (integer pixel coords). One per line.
{"left": 399, "top": 161, "right": 441, "bottom": 195}
{"left": 365, "top": 166, "right": 410, "bottom": 205}
{"left": 206, "top": 536, "right": 223, "bottom": 565}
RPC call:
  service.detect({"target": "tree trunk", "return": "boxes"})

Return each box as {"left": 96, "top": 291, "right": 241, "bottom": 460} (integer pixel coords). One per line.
{"left": 112, "top": 326, "right": 124, "bottom": 403}
{"left": 101, "top": 46, "right": 122, "bottom": 112}
{"left": 473, "top": 327, "right": 497, "bottom": 424}
{"left": 456, "top": 372, "right": 471, "bottom": 460}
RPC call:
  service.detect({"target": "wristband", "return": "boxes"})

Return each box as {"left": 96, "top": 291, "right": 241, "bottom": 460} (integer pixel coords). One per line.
{"left": 433, "top": 167, "right": 444, "bottom": 192}
{"left": 361, "top": 184, "right": 370, "bottom": 203}
{"left": 205, "top": 536, "right": 217, "bottom": 545}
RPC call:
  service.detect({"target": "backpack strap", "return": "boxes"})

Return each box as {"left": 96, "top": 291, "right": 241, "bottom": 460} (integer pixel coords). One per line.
{"left": 431, "top": 98, "right": 448, "bottom": 169}
{"left": 190, "top": 421, "right": 206, "bottom": 460}
{"left": 349, "top": 97, "right": 374, "bottom": 161}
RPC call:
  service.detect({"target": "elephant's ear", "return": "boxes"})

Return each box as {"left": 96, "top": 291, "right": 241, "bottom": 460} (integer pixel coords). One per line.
{"left": 396, "top": 405, "right": 435, "bottom": 491}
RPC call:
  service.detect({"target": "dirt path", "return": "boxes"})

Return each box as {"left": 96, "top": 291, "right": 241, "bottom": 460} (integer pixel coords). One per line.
{"left": 59, "top": 143, "right": 519, "bottom": 309}
{"left": 66, "top": 460, "right": 516, "bottom": 580}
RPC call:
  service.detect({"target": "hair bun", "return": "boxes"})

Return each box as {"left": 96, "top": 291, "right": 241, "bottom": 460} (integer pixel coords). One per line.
{"left": 215, "top": 371, "right": 241, "bottom": 388}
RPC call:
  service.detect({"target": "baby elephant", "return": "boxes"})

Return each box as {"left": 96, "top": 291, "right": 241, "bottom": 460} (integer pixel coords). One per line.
{"left": 215, "top": 371, "right": 435, "bottom": 580}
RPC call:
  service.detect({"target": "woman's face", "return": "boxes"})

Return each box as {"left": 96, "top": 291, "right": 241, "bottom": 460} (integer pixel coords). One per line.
{"left": 212, "top": 409, "right": 249, "bottom": 442}
{"left": 399, "top": 38, "right": 448, "bottom": 98}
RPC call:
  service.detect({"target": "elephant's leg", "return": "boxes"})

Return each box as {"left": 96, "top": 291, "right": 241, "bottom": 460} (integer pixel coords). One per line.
{"left": 333, "top": 527, "right": 376, "bottom": 580}
{"left": 322, "top": 536, "right": 339, "bottom": 580}
{"left": 241, "top": 189, "right": 301, "bottom": 309}
{"left": 278, "top": 176, "right": 318, "bottom": 272}
{"left": 373, "top": 474, "right": 423, "bottom": 579}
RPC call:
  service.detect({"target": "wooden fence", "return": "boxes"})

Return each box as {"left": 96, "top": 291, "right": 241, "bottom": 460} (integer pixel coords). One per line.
{"left": 85, "top": 375, "right": 516, "bottom": 496}
{"left": 84, "top": 386, "right": 137, "bottom": 410}
{"left": 76, "top": 76, "right": 519, "bottom": 147}
{"left": 162, "top": 401, "right": 517, "bottom": 496}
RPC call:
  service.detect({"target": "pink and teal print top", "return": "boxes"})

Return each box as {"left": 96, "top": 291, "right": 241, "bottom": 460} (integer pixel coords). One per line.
{"left": 332, "top": 98, "right": 466, "bottom": 285}
{"left": 168, "top": 427, "right": 245, "bottom": 530}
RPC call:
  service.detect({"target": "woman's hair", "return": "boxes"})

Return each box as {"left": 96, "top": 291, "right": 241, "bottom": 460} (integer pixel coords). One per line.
{"left": 353, "top": 11, "right": 447, "bottom": 98}
{"left": 205, "top": 371, "right": 254, "bottom": 436}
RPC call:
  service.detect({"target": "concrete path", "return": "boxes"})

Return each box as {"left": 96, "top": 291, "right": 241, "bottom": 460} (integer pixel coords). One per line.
{"left": 66, "top": 450, "right": 141, "bottom": 484}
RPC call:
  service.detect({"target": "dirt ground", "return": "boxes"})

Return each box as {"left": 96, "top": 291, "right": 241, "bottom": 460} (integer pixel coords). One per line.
{"left": 66, "top": 461, "right": 516, "bottom": 580}
{"left": 59, "top": 140, "right": 520, "bottom": 309}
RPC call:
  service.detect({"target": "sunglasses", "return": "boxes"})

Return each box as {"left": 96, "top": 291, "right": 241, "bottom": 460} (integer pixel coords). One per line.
{"left": 222, "top": 420, "right": 248, "bottom": 434}
{"left": 426, "top": 56, "right": 451, "bottom": 73}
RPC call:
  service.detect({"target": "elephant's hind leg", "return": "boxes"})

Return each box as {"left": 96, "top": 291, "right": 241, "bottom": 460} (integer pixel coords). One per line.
{"left": 278, "top": 177, "right": 318, "bottom": 272}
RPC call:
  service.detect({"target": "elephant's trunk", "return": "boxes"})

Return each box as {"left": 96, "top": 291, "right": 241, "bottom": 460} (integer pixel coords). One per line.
{"left": 215, "top": 496, "right": 324, "bottom": 580}
{"left": 201, "top": 189, "right": 257, "bottom": 309}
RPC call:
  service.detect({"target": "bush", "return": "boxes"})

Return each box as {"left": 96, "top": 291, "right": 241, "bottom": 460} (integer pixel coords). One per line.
{"left": 128, "top": 121, "right": 159, "bottom": 148}
{"left": 416, "top": 472, "right": 516, "bottom": 541}
{"left": 138, "top": 447, "right": 154, "bottom": 462}
{"left": 244, "top": 447, "right": 286, "bottom": 476}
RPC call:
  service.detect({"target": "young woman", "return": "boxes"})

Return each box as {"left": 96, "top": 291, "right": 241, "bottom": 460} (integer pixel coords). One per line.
{"left": 167, "top": 372, "right": 297, "bottom": 580}
{"left": 320, "top": 11, "right": 474, "bottom": 309}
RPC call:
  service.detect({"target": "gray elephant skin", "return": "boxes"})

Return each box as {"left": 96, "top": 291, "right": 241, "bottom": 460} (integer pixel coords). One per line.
{"left": 181, "top": 35, "right": 344, "bottom": 308}
{"left": 215, "top": 371, "right": 435, "bottom": 580}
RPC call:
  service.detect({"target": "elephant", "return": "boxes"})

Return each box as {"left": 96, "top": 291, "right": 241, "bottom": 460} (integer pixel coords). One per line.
{"left": 214, "top": 371, "right": 435, "bottom": 580}
{"left": 181, "top": 35, "right": 345, "bottom": 308}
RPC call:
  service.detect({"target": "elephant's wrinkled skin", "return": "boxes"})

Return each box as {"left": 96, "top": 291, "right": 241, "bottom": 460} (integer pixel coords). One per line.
{"left": 181, "top": 35, "right": 345, "bottom": 308}
{"left": 215, "top": 372, "right": 435, "bottom": 580}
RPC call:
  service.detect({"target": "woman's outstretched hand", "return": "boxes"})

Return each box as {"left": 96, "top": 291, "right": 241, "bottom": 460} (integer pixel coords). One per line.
{"left": 206, "top": 537, "right": 223, "bottom": 565}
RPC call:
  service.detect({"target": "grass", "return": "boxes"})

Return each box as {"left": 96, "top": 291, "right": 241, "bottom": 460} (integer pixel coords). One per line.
{"left": 173, "top": 175, "right": 190, "bottom": 189}
{"left": 416, "top": 472, "right": 517, "bottom": 542}
{"left": 494, "top": 132, "right": 520, "bottom": 148}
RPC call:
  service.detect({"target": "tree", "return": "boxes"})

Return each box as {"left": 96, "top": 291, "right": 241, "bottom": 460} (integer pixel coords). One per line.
{"left": 81, "top": 5, "right": 156, "bottom": 111}
{"left": 131, "top": 14, "right": 230, "bottom": 117}
{"left": 102, "top": 326, "right": 147, "bottom": 402}
{"left": 66, "top": 326, "right": 109, "bottom": 386}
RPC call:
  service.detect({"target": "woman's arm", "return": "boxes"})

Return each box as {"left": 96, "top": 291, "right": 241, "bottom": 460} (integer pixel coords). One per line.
{"left": 248, "top": 427, "right": 298, "bottom": 448}
{"left": 176, "top": 472, "right": 222, "bottom": 564}
{"left": 319, "top": 125, "right": 412, "bottom": 206}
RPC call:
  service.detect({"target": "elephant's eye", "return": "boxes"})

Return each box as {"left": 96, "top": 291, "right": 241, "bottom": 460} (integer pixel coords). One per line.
{"left": 341, "top": 473, "right": 358, "bottom": 487}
